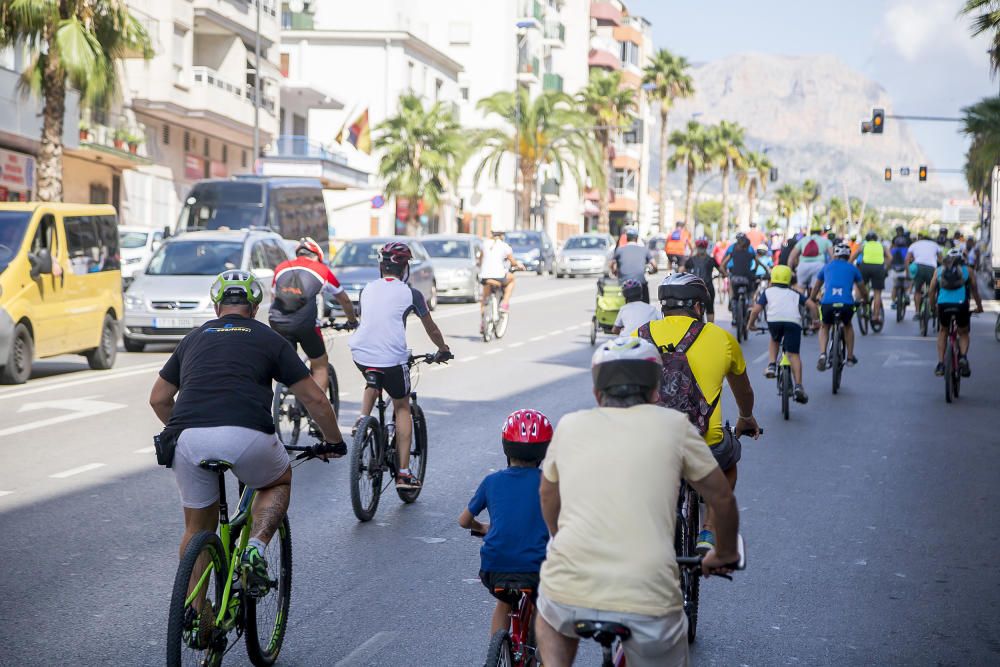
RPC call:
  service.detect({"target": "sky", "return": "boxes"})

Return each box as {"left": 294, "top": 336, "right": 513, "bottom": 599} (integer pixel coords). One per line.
{"left": 627, "top": 0, "right": 996, "bottom": 192}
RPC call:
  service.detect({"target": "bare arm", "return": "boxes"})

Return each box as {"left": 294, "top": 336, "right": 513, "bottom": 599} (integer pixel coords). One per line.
{"left": 149, "top": 377, "right": 178, "bottom": 425}
{"left": 335, "top": 291, "right": 358, "bottom": 322}
{"left": 289, "top": 376, "right": 344, "bottom": 443}
{"left": 458, "top": 508, "right": 487, "bottom": 533}
{"left": 507, "top": 252, "right": 525, "bottom": 271}
{"left": 969, "top": 272, "right": 983, "bottom": 311}
{"left": 540, "top": 477, "right": 561, "bottom": 537}
{"left": 788, "top": 245, "right": 801, "bottom": 269}
{"left": 419, "top": 313, "right": 449, "bottom": 353}
{"left": 809, "top": 277, "right": 824, "bottom": 303}
{"left": 688, "top": 467, "right": 740, "bottom": 563}
{"left": 727, "top": 370, "right": 760, "bottom": 437}
{"left": 746, "top": 303, "right": 763, "bottom": 330}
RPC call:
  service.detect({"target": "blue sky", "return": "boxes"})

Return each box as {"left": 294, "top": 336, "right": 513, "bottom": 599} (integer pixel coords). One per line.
{"left": 627, "top": 0, "right": 995, "bottom": 191}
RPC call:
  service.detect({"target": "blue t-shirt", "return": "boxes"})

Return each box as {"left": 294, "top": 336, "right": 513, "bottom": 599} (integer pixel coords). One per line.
{"left": 936, "top": 266, "right": 969, "bottom": 305}
{"left": 468, "top": 466, "right": 548, "bottom": 573}
{"left": 755, "top": 255, "right": 774, "bottom": 278}
{"left": 818, "top": 260, "right": 863, "bottom": 305}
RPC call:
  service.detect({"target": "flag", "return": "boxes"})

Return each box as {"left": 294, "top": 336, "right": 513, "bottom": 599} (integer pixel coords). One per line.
{"left": 337, "top": 108, "right": 370, "bottom": 154}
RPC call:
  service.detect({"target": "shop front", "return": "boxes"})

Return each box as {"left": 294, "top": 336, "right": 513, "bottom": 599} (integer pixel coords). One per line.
{"left": 0, "top": 147, "right": 35, "bottom": 201}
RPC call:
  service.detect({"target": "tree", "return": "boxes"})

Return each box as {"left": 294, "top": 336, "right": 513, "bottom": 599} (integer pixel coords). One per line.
{"left": 709, "top": 120, "right": 745, "bottom": 240}
{"left": 738, "top": 151, "right": 772, "bottom": 232}
{"left": 577, "top": 70, "right": 637, "bottom": 233}
{"left": 694, "top": 200, "right": 722, "bottom": 231}
{"left": 800, "top": 179, "right": 822, "bottom": 226}
{"left": 643, "top": 48, "right": 694, "bottom": 234}
{"left": 961, "top": 0, "right": 1000, "bottom": 74}
{"left": 961, "top": 96, "right": 1000, "bottom": 199}
{"left": 0, "top": 0, "right": 152, "bottom": 202}
{"left": 826, "top": 196, "right": 848, "bottom": 232}
{"left": 375, "top": 94, "right": 467, "bottom": 235}
{"left": 774, "top": 183, "right": 800, "bottom": 235}
{"left": 667, "top": 121, "right": 713, "bottom": 227}
{"left": 474, "top": 88, "right": 601, "bottom": 229}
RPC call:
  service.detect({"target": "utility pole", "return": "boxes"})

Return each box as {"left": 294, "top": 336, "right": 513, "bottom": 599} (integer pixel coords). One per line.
{"left": 253, "top": 0, "right": 262, "bottom": 172}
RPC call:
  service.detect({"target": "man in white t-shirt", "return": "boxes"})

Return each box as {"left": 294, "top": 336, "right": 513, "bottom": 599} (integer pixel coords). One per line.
{"left": 480, "top": 230, "right": 525, "bottom": 322}
{"left": 906, "top": 235, "right": 942, "bottom": 322}
{"left": 536, "top": 337, "right": 740, "bottom": 667}
{"left": 612, "top": 278, "right": 661, "bottom": 335}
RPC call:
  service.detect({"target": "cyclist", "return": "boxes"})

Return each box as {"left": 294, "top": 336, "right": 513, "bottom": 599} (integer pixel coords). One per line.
{"left": 809, "top": 243, "right": 867, "bottom": 371}
{"left": 611, "top": 227, "right": 657, "bottom": 303}
{"left": 788, "top": 226, "right": 833, "bottom": 294}
{"left": 930, "top": 248, "right": 984, "bottom": 377}
{"left": 906, "top": 233, "right": 942, "bottom": 322}
{"left": 480, "top": 230, "right": 525, "bottom": 325}
{"left": 458, "top": 409, "right": 552, "bottom": 637}
{"left": 535, "top": 337, "right": 740, "bottom": 667}
{"left": 684, "top": 238, "right": 722, "bottom": 323}
{"left": 888, "top": 226, "right": 911, "bottom": 312}
{"left": 745, "top": 220, "right": 766, "bottom": 249}
{"left": 664, "top": 220, "right": 693, "bottom": 269}
{"left": 635, "top": 272, "right": 760, "bottom": 555}
{"left": 269, "top": 237, "right": 358, "bottom": 393}
{"left": 850, "top": 232, "right": 888, "bottom": 324}
{"left": 348, "top": 242, "right": 451, "bottom": 489}
{"left": 754, "top": 243, "right": 774, "bottom": 283}
{"left": 747, "top": 265, "right": 816, "bottom": 404}
{"left": 935, "top": 226, "right": 952, "bottom": 250}
{"left": 722, "top": 233, "right": 765, "bottom": 317}
{"left": 612, "top": 278, "right": 662, "bottom": 335}
{"left": 149, "top": 270, "right": 346, "bottom": 600}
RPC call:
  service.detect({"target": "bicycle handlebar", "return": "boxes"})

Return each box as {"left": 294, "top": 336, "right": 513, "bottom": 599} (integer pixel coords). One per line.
{"left": 408, "top": 351, "right": 453, "bottom": 366}
{"left": 319, "top": 318, "right": 357, "bottom": 332}
{"left": 284, "top": 440, "right": 347, "bottom": 461}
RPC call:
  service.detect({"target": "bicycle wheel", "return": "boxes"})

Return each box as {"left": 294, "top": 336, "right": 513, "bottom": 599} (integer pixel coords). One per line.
{"left": 995, "top": 314, "right": 1000, "bottom": 342}
{"left": 272, "top": 384, "right": 302, "bottom": 447}
{"left": 780, "top": 367, "right": 791, "bottom": 421}
{"left": 895, "top": 288, "right": 905, "bottom": 323}
{"left": 166, "top": 531, "right": 228, "bottom": 667}
{"left": 680, "top": 484, "right": 701, "bottom": 644}
{"left": 831, "top": 326, "right": 843, "bottom": 395}
{"left": 485, "top": 630, "right": 514, "bottom": 667}
{"left": 919, "top": 302, "right": 929, "bottom": 337}
{"left": 397, "top": 402, "right": 427, "bottom": 503}
{"left": 871, "top": 302, "right": 884, "bottom": 333}
{"left": 590, "top": 317, "right": 597, "bottom": 346}
{"left": 245, "top": 516, "right": 292, "bottom": 666}
{"left": 734, "top": 297, "right": 745, "bottom": 343}
{"left": 327, "top": 364, "right": 340, "bottom": 419}
{"left": 858, "top": 303, "right": 869, "bottom": 336}
{"left": 495, "top": 308, "right": 510, "bottom": 339}
{"left": 482, "top": 296, "right": 495, "bottom": 343}
{"left": 349, "top": 416, "right": 384, "bottom": 521}
{"left": 953, "top": 349, "right": 961, "bottom": 398}
{"left": 944, "top": 339, "right": 953, "bottom": 404}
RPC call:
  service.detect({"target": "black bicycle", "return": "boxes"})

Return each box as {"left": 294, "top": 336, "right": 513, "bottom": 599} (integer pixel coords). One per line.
{"left": 349, "top": 352, "right": 451, "bottom": 521}
{"left": 776, "top": 341, "right": 794, "bottom": 420}
{"left": 891, "top": 270, "right": 909, "bottom": 323}
{"left": 731, "top": 276, "right": 752, "bottom": 343}
{"left": 825, "top": 304, "right": 850, "bottom": 394}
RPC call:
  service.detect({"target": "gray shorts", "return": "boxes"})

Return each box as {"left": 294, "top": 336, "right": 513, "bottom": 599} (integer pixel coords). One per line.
{"left": 536, "top": 592, "right": 689, "bottom": 667}
{"left": 796, "top": 262, "right": 824, "bottom": 290}
{"left": 709, "top": 428, "right": 742, "bottom": 472}
{"left": 174, "top": 426, "right": 290, "bottom": 509}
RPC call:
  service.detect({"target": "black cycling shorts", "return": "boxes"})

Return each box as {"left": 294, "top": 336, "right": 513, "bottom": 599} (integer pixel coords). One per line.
{"left": 479, "top": 570, "right": 539, "bottom": 605}
{"left": 272, "top": 321, "right": 326, "bottom": 360}
{"left": 821, "top": 304, "right": 854, "bottom": 326}
{"left": 937, "top": 303, "right": 971, "bottom": 329}
{"left": 767, "top": 321, "right": 802, "bottom": 354}
{"left": 354, "top": 362, "right": 411, "bottom": 400}
{"left": 859, "top": 263, "right": 886, "bottom": 290}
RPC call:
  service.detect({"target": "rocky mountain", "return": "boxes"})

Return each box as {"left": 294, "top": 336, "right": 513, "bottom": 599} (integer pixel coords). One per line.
{"left": 652, "top": 53, "right": 958, "bottom": 209}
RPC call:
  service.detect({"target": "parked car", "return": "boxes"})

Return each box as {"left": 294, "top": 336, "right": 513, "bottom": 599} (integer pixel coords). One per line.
{"left": 0, "top": 202, "right": 123, "bottom": 383}
{"left": 647, "top": 234, "right": 670, "bottom": 271}
{"left": 505, "top": 230, "right": 555, "bottom": 275}
{"left": 119, "top": 225, "right": 164, "bottom": 286}
{"left": 122, "top": 230, "right": 289, "bottom": 351}
{"left": 327, "top": 236, "right": 437, "bottom": 316}
{"left": 555, "top": 233, "right": 614, "bottom": 278}
{"left": 421, "top": 233, "right": 483, "bottom": 303}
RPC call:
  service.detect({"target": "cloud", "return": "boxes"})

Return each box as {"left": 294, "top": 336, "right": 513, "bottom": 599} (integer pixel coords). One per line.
{"left": 883, "top": 0, "right": 985, "bottom": 63}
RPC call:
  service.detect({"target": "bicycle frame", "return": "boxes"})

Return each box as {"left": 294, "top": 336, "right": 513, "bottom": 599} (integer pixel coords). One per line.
{"left": 505, "top": 590, "right": 537, "bottom": 665}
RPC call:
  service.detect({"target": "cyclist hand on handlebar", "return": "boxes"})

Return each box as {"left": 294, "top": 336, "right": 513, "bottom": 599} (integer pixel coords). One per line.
{"left": 735, "top": 415, "right": 762, "bottom": 440}
{"left": 433, "top": 348, "right": 454, "bottom": 363}
{"left": 700, "top": 548, "right": 738, "bottom": 578}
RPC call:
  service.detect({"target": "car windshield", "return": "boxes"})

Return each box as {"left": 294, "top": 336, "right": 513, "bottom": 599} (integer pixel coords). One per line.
{"left": 505, "top": 232, "right": 539, "bottom": 249}
{"left": 119, "top": 231, "right": 149, "bottom": 249}
{"left": 331, "top": 241, "right": 385, "bottom": 267}
{"left": 422, "top": 239, "right": 472, "bottom": 259}
{"left": 0, "top": 211, "right": 31, "bottom": 275}
{"left": 179, "top": 183, "right": 266, "bottom": 232}
{"left": 564, "top": 236, "right": 607, "bottom": 250}
{"left": 145, "top": 241, "right": 244, "bottom": 275}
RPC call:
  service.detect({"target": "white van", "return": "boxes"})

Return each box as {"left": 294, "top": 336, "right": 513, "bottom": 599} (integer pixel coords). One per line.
{"left": 119, "top": 226, "right": 164, "bottom": 284}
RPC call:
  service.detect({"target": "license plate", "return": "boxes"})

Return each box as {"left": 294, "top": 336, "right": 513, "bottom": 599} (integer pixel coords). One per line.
{"left": 153, "top": 317, "right": 193, "bottom": 328}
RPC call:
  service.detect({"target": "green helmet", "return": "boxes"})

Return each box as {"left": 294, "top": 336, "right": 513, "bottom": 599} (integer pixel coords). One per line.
{"left": 209, "top": 270, "right": 264, "bottom": 305}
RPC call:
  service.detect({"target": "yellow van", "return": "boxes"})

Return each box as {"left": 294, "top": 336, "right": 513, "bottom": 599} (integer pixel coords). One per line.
{"left": 0, "top": 203, "right": 123, "bottom": 384}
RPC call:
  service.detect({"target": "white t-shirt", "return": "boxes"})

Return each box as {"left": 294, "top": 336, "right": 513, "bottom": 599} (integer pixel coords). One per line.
{"left": 614, "top": 302, "right": 661, "bottom": 335}
{"left": 909, "top": 240, "right": 940, "bottom": 268}
{"left": 481, "top": 239, "right": 513, "bottom": 279}
{"left": 757, "top": 285, "right": 806, "bottom": 324}
{"left": 348, "top": 277, "right": 429, "bottom": 367}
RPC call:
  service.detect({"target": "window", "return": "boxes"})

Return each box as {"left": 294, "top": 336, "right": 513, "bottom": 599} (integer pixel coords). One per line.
{"left": 162, "top": 124, "right": 170, "bottom": 145}
{"left": 203, "top": 138, "right": 210, "bottom": 157}
{"left": 619, "top": 40, "right": 640, "bottom": 67}
{"left": 30, "top": 215, "right": 57, "bottom": 256}
{"left": 251, "top": 242, "right": 270, "bottom": 270}
{"left": 183, "top": 131, "right": 191, "bottom": 152}
{"left": 64, "top": 215, "right": 119, "bottom": 274}
{"left": 89, "top": 183, "right": 109, "bottom": 204}
{"left": 172, "top": 26, "right": 186, "bottom": 73}
{"left": 613, "top": 169, "right": 636, "bottom": 191}
{"left": 460, "top": 86, "right": 469, "bottom": 101}
{"left": 434, "top": 79, "right": 443, "bottom": 101}
{"left": 263, "top": 240, "right": 288, "bottom": 267}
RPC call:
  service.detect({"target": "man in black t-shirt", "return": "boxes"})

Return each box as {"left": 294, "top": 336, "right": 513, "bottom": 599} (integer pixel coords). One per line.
{"left": 684, "top": 238, "right": 721, "bottom": 322}
{"left": 150, "top": 270, "right": 345, "bottom": 603}
{"left": 611, "top": 227, "right": 657, "bottom": 302}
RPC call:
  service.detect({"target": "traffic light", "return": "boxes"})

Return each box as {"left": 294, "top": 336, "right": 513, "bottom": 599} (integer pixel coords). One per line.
{"left": 872, "top": 108, "right": 885, "bottom": 134}
{"left": 769, "top": 167, "right": 778, "bottom": 182}
{"left": 884, "top": 167, "right": 892, "bottom": 182}
{"left": 919, "top": 165, "right": 927, "bottom": 181}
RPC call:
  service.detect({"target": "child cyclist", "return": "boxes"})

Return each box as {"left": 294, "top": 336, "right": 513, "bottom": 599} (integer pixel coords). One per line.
{"left": 458, "top": 409, "right": 553, "bottom": 636}
{"left": 747, "top": 265, "right": 817, "bottom": 404}
{"left": 612, "top": 278, "right": 662, "bottom": 335}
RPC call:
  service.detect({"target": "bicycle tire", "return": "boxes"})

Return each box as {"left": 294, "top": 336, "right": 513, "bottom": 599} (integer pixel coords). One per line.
{"left": 590, "top": 317, "right": 597, "bottom": 346}
{"left": 482, "top": 296, "right": 495, "bottom": 343}
{"left": 871, "top": 305, "right": 884, "bottom": 333}
{"left": 895, "top": 288, "right": 905, "bottom": 323}
{"left": 831, "top": 325, "right": 842, "bottom": 394}
{"left": 995, "top": 314, "right": 1000, "bottom": 342}
{"left": 919, "top": 302, "right": 929, "bottom": 337}
{"left": 858, "top": 303, "right": 869, "bottom": 336}
{"left": 272, "top": 384, "right": 301, "bottom": 447}
{"left": 485, "top": 629, "right": 514, "bottom": 667}
{"left": 953, "top": 350, "right": 961, "bottom": 398}
{"left": 349, "top": 416, "right": 384, "bottom": 521}
{"left": 495, "top": 308, "right": 510, "bottom": 339}
{"left": 734, "top": 296, "right": 745, "bottom": 343}
{"left": 781, "top": 367, "right": 791, "bottom": 421}
{"left": 166, "top": 531, "right": 228, "bottom": 667}
{"left": 396, "top": 401, "right": 427, "bottom": 503}
{"left": 944, "top": 339, "right": 953, "bottom": 404}
{"left": 327, "top": 364, "right": 340, "bottom": 419}
{"left": 682, "top": 483, "right": 700, "bottom": 644}
{"left": 245, "top": 516, "right": 292, "bottom": 666}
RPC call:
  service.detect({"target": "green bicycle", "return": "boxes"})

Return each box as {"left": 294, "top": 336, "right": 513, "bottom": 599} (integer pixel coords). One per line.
{"left": 776, "top": 345, "right": 793, "bottom": 420}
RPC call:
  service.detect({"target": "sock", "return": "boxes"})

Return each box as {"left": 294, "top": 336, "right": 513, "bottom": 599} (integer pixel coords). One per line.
{"left": 247, "top": 538, "right": 267, "bottom": 556}
{"left": 398, "top": 468, "right": 410, "bottom": 476}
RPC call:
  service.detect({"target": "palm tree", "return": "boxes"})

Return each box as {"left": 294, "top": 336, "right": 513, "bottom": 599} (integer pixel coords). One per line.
{"left": 473, "top": 88, "right": 601, "bottom": 229}
{"left": 800, "top": 179, "right": 822, "bottom": 225}
{"left": 774, "top": 183, "right": 800, "bottom": 235}
{"left": 375, "top": 94, "right": 467, "bottom": 235}
{"left": 961, "top": 96, "right": 1000, "bottom": 198}
{"left": 709, "top": 120, "right": 746, "bottom": 240}
{"left": 738, "top": 151, "right": 773, "bottom": 230}
{"left": 826, "top": 196, "right": 848, "bottom": 232}
{"left": 643, "top": 49, "right": 694, "bottom": 233}
{"left": 961, "top": 1, "right": 1000, "bottom": 74}
{"left": 667, "top": 121, "right": 713, "bottom": 227}
{"left": 577, "top": 70, "right": 637, "bottom": 233}
{"left": 0, "top": 0, "right": 151, "bottom": 201}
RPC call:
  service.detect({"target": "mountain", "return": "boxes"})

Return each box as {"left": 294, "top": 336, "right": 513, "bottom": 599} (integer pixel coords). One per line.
{"left": 653, "top": 53, "right": 958, "bottom": 210}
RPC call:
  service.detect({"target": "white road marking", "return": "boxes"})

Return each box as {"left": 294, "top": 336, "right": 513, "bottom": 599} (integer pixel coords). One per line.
{"left": 459, "top": 355, "right": 479, "bottom": 363}
{"left": 484, "top": 348, "right": 504, "bottom": 355}
{"left": 334, "top": 631, "right": 399, "bottom": 667}
{"left": 529, "top": 335, "right": 546, "bottom": 342}
{"left": 0, "top": 491, "right": 13, "bottom": 497}
{"left": 508, "top": 341, "right": 525, "bottom": 348}
{"left": 0, "top": 363, "right": 162, "bottom": 401}
{"left": 133, "top": 447, "right": 156, "bottom": 454}
{"left": 50, "top": 463, "right": 106, "bottom": 479}
{"left": 882, "top": 351, "right": 931, "bottom": 367}
{"left": 0, "top": 396, "right": 126, "bottom": 437}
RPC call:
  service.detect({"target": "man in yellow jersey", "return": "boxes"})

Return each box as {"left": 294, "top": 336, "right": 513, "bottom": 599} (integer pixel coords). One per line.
{"left": 849, "top": 231, "right": 889, "bottom": 324}
{"left": 634, "top": 272, "right": 761, "bottom": 554}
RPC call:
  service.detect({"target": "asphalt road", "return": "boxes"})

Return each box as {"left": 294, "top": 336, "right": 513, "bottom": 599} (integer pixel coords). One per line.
{"left": 0, "top": 273, "right": 998, "bottom": 666}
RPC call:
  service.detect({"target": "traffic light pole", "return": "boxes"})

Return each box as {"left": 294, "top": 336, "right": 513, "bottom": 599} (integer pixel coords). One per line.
{"left": 884, "top": 114, "right": 962, "bottom": 123}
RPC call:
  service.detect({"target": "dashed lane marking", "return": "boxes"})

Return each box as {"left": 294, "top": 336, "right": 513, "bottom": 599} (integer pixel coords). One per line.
{"left": 334, "top": 631, "right": 399, "bottom": 667}
{"left": 529, "top": 335, "right": 546, "bottom": 342}
{"left": 0, "top": 363, "right": 162, "bottom": 401}
{"left": 509, "top": 341, "right": 525, "bottom": 348}
{"left": 484, "top": 348, "right": 504, "bottom": 355}
{"left": 133, "top": 447, "right": 156, "bottom": 454}
{"left": 50, "top": 463, "right": 106, "bottom": 479}
{"left": 0, "top": 491, "right": 13, "bottom": 498}
{"left": 459, "top": 355, "right": 479, "bottom": 363}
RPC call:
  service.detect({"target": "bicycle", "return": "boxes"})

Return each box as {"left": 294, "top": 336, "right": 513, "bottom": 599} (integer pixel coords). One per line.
{"left": 481, "top": 279, "right": 511, "bottom": 343}
{"left": 917, "top": 283, "right": 935, "bottom": 337}
{"left": 166, "top": 441, "right": 336, "bottom": 667}
{"left": 824, "top": 304, "right": 851, "bottom": 394}
{"left": 891, "top": 269, "right": 909, "bottom": 323}
{"left": 776, "top": 341, "right": 793, "bottom": 420}
{"left": 349, "top": 352, "right": 451, "bottom": 521}
{"left": 942, "top": 308, "right": 962, "bottom": 404}
{"left": 272, "top": 318, "right": 353, "bottom": 446}
{"left": 730, "top": 276, "right": 752, "bottom": 343}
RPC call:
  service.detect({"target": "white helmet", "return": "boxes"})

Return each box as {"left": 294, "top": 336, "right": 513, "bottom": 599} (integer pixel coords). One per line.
{"left": 591, "top": 337, "right": 662, "bottom": 396}
{"left": 946, "top": 247, "right": 964, "bottom": 261}
{"left": 833, "top": 243, "right": 852, "bottom": 258}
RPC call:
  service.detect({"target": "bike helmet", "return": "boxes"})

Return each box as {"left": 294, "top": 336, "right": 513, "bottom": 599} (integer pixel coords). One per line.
{"left": 946, "top": 247, "right": 964, "bottom": 262}
{"left": 296, "top": 237, "right": 325, "bottom": 262}
{"left": 501, "top": 409, "right": 553, "bottom": 462}
{"left": 865, "top": 232, "right": 878, "bottom": 242}
{"left": 695, "top": 237, "right": 710, "bottom": 249}
{"left": 591, "top": 337, "right": 663, "bottom": 397}
{"left": 209, "top": 270, "right": 264, "bottom": 305}
{"left": 624, "top": 226, "right": 639, "bottom": 241}
{"left": 833, "top": 243, "right": 852, "bottom": 258}
{"left": 756, "top": 243, "right": 769, "bottom": 254}
{"left": 735, "top": 232, "right": 748, "bottom": 244}
{"left": 621, "top": 278, "right": 644, "bottom": 301}
{"left": 658, "top": 272, "right": 711, "bottom": 311}
{"left": 771, "top": 264, "right": 793, "bottom": 286}
{"left": 379, "top": 241, "right": 412, "bottom": 265}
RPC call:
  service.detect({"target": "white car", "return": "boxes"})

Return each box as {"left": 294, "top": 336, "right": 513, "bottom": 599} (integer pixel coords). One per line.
{"left": 118, "top": 226, "right": 164, "bottom": 284}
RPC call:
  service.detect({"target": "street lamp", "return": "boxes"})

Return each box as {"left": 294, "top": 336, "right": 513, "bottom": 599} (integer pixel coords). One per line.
{"left": 514, "top": 24, "right": 531, "bottom": 230}
{"left": 252, "top": 0, "right": 261, "bottom": 171}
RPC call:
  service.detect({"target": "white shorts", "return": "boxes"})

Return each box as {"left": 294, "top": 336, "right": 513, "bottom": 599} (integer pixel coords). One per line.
{"left": 536, "top": 592, "right": 689, "bottom": 667}
{"left": 796, "top": 262, "right": 824, "bottom": 289}
{"left": 173, "top": 426, "right": 290, "bottom": 509}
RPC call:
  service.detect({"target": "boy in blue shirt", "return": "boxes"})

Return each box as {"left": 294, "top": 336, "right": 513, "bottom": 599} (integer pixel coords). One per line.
{"left": 808, "top": 243, "right": 867, "bottom": 371}
{"left": 459, "top": 409, "right": 552, "bottom": 636}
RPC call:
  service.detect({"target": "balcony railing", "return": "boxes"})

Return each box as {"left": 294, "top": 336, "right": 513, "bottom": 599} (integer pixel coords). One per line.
{"left": 614, "top": 186, "right": 637, "bottom": 199}
{"left": 543, "top": 73, "right": 563, "bottom": 92}
{"left": 191, "top": 66, "right": 276, "bottom": 114}
{"left": 281, "top": 10, "right": 314, "bottom": 29}
{"left": 543, "top": 21, "right": 565, "bottom": 45}
{"left": 518, "top": 56, "right": 540, "bottom": 77}
{"left": 519, "top": 0, "right": 544, "bottom": 24}
{"left": 267, "top": 135, "right": 348, "bottom": 164}
{"left": 246, "top": 85, "right": 276, "bottom": 114}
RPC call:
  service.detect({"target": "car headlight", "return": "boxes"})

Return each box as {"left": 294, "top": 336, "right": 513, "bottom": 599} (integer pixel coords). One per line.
{"left": 124, "top": 293, "right": 144, "bottom": 309}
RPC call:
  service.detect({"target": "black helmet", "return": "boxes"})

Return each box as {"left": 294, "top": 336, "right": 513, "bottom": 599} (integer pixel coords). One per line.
{"left": 621, "top": 278, "right": 643, "bottom": 301}
{"left": 865, "top": 232, "right": 877, "bottom": 241}
{"left": 658, "top": 272, "right": 711, "bottom": 312}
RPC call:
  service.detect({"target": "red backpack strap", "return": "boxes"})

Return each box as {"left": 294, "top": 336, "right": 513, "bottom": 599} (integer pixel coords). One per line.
{"left": 673, "top": 319, "right": 705, "bottom": 354}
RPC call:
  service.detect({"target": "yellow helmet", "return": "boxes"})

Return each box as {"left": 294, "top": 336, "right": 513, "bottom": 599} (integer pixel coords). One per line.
{"left": 771, "top": 264, "right": 793, "bottom": 286}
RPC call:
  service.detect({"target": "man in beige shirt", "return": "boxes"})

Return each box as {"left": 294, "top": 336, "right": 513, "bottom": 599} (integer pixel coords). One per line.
{"left": 535, "top": 337, "right": 741, "bottom": 667}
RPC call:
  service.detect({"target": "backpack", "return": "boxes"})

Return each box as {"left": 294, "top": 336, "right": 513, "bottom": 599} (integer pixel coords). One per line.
{"left": 939, "top": 265, "right": 966, "bottom": 291}
{"left": 636, "top": 319, "right": 719, "bottom": 436}
{"left": 802, "top": 236, "right": 820, "bottom": 258}
{"left": 670, "top": 230, "right": 682, "bottom": 241}
{"left": 273, "top": 270, "right": 311, "bottom": 314}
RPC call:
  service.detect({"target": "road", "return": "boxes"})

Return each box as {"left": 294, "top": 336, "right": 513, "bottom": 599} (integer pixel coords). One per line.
{"left": 0, "top": 273, "right": 998, "bottom": 666}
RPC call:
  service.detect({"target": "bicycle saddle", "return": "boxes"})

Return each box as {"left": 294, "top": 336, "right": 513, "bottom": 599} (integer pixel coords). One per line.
{"left": 199, "top": 460, "right": 233, "bottom": 473}
{"left": 574, "top": 620, "right": 632, "bottom": 646}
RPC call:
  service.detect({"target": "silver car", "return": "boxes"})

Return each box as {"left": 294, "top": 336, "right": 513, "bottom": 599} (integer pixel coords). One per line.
{"left": 421, "top": 234, "right": 483, "bottom": 302}
{"left": 122, "top": 230, "right": 289, "bottom": 351}
{"left": 555, "top": 233, "right": 614, "bottom": 278}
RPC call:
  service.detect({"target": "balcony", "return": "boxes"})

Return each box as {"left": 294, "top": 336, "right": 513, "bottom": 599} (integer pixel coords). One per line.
{"left": 192, "top": 0, "right": 279, "bottom": 48}
{"left": 543, "top": 21, "right": 565, "bottom": 48}
{"left": 72, "top": 114, "right": 152, "bottom": 169}
{"left": 543, "top": 73, "right": 563, "bottom": 92}
{"left": 588, "top": 35, "right": 621, "bottom": 70}
{"left": 281, "top": 9, "right": 314, "bottom": 29}
{"left": 590, "top": 1, "right": 623, "bottom": 26}
{"left": 611, "top": 185, "right": 638, "bottom": 212}
{"left": 518, "top": 0, "right": 544, "bottom": 28}
{"left": 260, "top": 135, "right": 370, "bottom": 189}
{"left": 517, "top": 56, "right": 541, "bottom": 84}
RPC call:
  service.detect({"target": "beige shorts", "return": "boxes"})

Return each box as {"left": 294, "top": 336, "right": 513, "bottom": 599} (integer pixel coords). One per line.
{"left": 536, "top": 592, "right": 689, "bottom": 667}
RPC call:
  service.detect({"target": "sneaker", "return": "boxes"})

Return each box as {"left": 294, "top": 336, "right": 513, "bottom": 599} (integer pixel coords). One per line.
{"left": 816, "top": 353, "right": 827, "bottom": 372}
{"left": 764, "top": 362, "right": 777, "bottom": 379}
{"left": 182, "top": 601, "right": 215, "bottom": 650}
{"left": 959, "top": 356, "right": 971, "bottom": 377}
{"left": 934, "top": 362, "right": 945, "bottom": 377}
{"left": 794, "top": 384, "right": 809, "bottom": 404}
{"left": 240, "top": 546, "right": 271, "bottom": 598}
{"left": 846, "top": 356, "right": 858, "bottom": 367}
{"left": 499, "top": 302, "right": 510, "bottom": 312}
{"left": 396, "top": 470, "right": 422, "bottom": 489}
{"left": 695, "top": 530, "right": 715, "bottom": 555}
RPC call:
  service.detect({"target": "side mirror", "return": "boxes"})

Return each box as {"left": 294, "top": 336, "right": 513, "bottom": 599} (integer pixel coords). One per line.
{"left": 28, "top": 248, "right": 53, "bottom": 279}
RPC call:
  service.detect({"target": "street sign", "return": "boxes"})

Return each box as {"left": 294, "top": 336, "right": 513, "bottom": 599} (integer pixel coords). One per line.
{"left": 371, "top": 195, "right": 385, "bottom": 209}
{"left": 900, "top": 167, "right": 910, "bottom": 177}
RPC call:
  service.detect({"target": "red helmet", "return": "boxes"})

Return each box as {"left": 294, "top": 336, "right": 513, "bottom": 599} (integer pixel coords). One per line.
{"left": 695, "top": 237, "right": 710, "bottom": 249}
{"left": 501, "top": 409, "right": 553, "bottom": 462}
{"left": 379, "top": 241, "right": 412, "bottom": 265}
{"left": 296, "top": 237, "right": 324, "bottom": 262}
